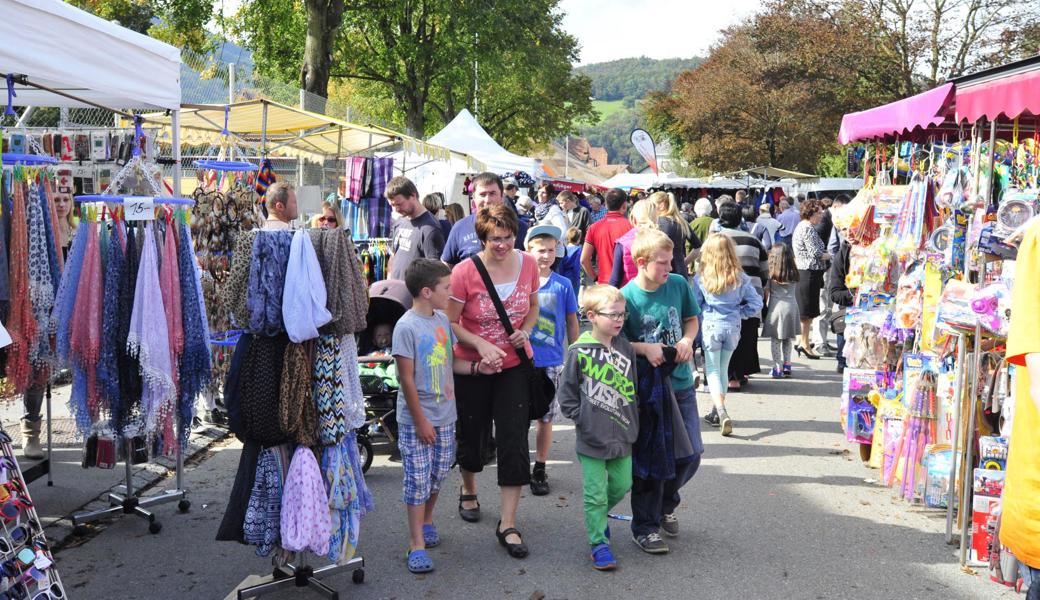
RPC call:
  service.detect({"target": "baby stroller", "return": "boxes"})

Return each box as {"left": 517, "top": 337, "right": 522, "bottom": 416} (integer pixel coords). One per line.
{"left": 355, "top": 279, "right": 412, "bottom": 472}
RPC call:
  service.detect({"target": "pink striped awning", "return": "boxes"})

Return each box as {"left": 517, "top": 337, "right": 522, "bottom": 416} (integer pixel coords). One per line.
{"left": 838, "top": 83, "right": 954, "bottom": 144}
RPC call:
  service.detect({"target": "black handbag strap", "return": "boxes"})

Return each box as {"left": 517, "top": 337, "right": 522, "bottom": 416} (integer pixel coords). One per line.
{"left": 471, "top": 254, "right": 532, "bottom": 367}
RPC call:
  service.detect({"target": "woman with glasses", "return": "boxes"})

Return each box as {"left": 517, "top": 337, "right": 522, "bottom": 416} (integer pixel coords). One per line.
{"left": 445, "top": 204, "right": 539, "bottom": 559}
{"left": 311, "top": 201, "right": 343, "bottom": 230}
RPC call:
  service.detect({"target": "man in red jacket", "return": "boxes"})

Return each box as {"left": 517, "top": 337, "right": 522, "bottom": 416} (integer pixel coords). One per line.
{"left": 581, "top": 188, "right": 632, "bottom": 285}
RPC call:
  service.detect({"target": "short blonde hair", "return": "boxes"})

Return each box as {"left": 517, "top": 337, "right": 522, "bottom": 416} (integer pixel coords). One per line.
{"left": 582, "top": 284, "right": 625, "bottom": 315}
{"left": 628, "top": 199, "right": 659, "bottom": 228}
{"left": 630, "top": 227, "right": 673, "bottom": 263}
{"left": 698, "top": 234, "right": 743, "bottom": 294}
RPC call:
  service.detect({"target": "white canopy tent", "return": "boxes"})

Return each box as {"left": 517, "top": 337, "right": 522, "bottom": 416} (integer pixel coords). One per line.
{"left": 0, "top": 0, "right": 182, "bottom": 189}
{"left": 601, "top": 171, "right": 684, "bottom": 190}
{"left": 427, "top": 109, "right": 545, "bottom": 177}
{"left": 0, "top": 0, "right": 181, "bottom": 110}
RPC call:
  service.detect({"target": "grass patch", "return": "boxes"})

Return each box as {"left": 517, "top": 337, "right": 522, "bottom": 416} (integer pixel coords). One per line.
{"left": 591, "top": 99, "right": 626, "bottom": 123}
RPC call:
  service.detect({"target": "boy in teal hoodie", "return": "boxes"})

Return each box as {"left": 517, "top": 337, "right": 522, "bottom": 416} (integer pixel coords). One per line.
{"left": 558, "top": 284, "right": 639, "bottom": 571}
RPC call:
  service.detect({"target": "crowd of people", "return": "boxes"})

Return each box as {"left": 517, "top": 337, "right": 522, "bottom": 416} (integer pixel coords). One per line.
{"left": 252, "top": 174, "right": 850, "bottom": 573}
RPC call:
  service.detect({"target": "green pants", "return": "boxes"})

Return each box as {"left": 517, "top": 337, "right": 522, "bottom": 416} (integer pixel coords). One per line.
{"left": 578, "top": 453, "right": 633, "bottom": 546}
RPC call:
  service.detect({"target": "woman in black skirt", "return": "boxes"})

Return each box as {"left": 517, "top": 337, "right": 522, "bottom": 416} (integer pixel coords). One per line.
{"left": 792, "top": 199, "right": 830, "bottom": 359}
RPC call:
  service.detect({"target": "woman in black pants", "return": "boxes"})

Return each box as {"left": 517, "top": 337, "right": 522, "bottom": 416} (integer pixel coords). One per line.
{"left": 792, "top": 199, "right": 830, "bottom": 359}
{"left": 446, "top": 202, "right": 540, "bottom": 558}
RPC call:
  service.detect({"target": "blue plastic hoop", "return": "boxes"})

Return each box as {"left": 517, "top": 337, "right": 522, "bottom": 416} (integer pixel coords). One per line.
{"left": 193, "top": 159, "right": 257, "bottom": 172}
{"left": 2, "top": 153, "right": 58, "bottom": 166}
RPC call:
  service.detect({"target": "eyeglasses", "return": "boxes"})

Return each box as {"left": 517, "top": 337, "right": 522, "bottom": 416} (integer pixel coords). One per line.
{"left": 31, "top": 583, "right": 63, "bottom": 600}
{"left": 486, "top": 235, "right": 515, "bottom": 246}
{"left": 595, "top": 311, "right": 628, "bottom": 321}
{"left": 318, "top": 216, "right": 337, "bottom": 224}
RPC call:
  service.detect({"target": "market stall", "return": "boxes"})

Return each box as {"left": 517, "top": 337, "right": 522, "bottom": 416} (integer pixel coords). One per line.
{"left": 834, "top": 54, "right": 1040, "bottom": 591}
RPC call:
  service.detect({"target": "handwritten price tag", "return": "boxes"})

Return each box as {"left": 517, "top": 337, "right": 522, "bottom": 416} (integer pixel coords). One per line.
{"left": 124, "top": 197, "right": 155, "bottom": 221}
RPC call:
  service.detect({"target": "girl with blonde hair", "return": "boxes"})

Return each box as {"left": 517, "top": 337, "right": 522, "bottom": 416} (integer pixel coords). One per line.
{"left": 651, "top": 191, "right": 699, "bottom": 277}
{"left": 607, "top": 200, "right": 658, "bottom": 288}
{"left": 693, "top": 234, "right": 763, "bottom": 436}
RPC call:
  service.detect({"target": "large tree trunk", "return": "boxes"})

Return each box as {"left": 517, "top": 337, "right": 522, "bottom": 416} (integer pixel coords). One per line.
{"left": 301, "top": 0, "right": 346, "bottom": 112}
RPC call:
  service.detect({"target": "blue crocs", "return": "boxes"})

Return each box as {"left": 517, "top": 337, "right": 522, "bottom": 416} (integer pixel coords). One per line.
{"left": 591, "top": 543, "right": 617, "bottom": 571}
{"left": 407, "top": 549, "right": 434, "bottom": 574}
{"left": 423, "top": 523, "right": 440, "bottom": 548}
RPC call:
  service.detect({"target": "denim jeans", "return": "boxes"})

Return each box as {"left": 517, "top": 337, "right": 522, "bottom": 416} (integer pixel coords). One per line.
{"left": 1028, "top": 565, "right": 1040, "bottom": 600}
{"left": 836, "top": 333, "right": 846, "bottom": 371}
{"left": 702, "top": 321, "right": 740, "bottom": 397}
{"left": 630, "top": 387, "right": 703, "bottom": 537}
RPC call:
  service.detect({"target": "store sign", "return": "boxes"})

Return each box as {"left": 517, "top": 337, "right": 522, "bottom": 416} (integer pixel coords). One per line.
{"left": 124, "top": 197, "right": 155, "bottom": 221}
{"left": 630, "top": 129, "right": 658, "bottom": 174}
{"left": 550, "top": 179, "right": 585, "bottom": 193}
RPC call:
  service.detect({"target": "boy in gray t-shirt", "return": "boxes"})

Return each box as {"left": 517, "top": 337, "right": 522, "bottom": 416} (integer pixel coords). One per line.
{"left": 392, "top": 258, "right": 497, "bottom": 574}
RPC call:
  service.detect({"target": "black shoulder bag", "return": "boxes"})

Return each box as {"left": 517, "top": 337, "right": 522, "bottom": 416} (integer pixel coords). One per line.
{"left": 471, "top": 255, "right": 554, "bottom": 420}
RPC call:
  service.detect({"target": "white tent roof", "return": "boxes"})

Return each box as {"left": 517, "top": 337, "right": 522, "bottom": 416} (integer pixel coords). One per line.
{"left": 427, "top": 109, "right": 545, "bottom": 176}
{"left": 601, "top": 172, "right": 683, "bottom": 190}
{"left": 0, "top": 0, "right": 181, "bottom": 109}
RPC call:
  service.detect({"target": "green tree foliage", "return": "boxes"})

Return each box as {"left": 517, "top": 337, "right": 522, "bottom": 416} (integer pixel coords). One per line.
{"left": 583, "top": 105, "right": 648, "bottom": 172}
{"left": 232, "top": 0, "right": 594, "bottom": 152}
{"left": 576, "top": 57, "right": 702, "bottom": 102}
{"left": 67, "top": 0, "right": 216, "bottom": 53}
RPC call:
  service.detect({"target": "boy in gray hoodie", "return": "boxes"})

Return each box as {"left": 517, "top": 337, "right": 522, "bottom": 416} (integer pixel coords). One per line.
{"left": 558, "top": 285, "right": 639, "bottom": 571}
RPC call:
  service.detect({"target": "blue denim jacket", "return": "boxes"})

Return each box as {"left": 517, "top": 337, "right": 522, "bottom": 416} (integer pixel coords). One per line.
{"left": 693, "top": 273, "right": 764, "bottom": 328}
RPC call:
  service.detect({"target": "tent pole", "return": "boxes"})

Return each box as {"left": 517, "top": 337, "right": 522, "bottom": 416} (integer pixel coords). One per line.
{"left": 172, "top": 109, "right": 182, "bottom": 197}
{"left": 261, "top": 101, "right": 268, "bottom": 157}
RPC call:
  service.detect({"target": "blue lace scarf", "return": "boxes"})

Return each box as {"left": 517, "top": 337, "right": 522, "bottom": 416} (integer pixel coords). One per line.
{"left": 98, "top": 222, "right": 125, "bottom": 422}
{"left": 176, "top": 221, "right": 212, "bottom": 449}
{"left": 114, "top": 225, "right": 143, "bottom": 435}
{"left": 52, "top": 218, "right": 89, "bottom": 363}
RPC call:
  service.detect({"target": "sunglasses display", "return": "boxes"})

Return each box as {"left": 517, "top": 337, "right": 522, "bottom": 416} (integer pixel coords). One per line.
{"left": 0, "top": 431, "right": 64, "bottom": 600}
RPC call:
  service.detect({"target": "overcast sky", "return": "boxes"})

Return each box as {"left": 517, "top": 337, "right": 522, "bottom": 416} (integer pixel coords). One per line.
{"left": 559, "top": 0, "right": 762, "bottom": 65}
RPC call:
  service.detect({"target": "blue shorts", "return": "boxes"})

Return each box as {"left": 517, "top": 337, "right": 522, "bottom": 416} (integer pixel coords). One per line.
{"left": 399, "top": 423, "right": 456, "bottom": 506}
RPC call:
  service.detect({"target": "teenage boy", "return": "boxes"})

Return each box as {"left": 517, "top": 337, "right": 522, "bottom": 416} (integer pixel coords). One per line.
{"left": 393, "top": 258, "right": 498, "bottom": 574}
{"left": 558, "top": 284, "right": 639, "bottom": 571}
{"left": 621, "top": 228, "right": 704, "bottom": 555}
{"left": 525, "top": 225, "right": 579, "bottom": 496}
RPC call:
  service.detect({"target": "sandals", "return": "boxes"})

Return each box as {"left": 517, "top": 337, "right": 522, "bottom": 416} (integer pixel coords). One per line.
{"left": 458, "top": 486, "right": 481, "bottom": 523}
{"left": 407, "top": 548, "right": 434, "bottom": 573}
{"left": 423, "top": 523, "right": 440, "bottom": 548}
{"left": 496, "top": 521, "right": 529, "bottom": 559}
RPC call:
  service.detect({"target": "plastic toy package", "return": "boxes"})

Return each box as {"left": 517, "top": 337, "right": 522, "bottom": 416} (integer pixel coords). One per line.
{"left": 922, "top": 445, "right": 954, "bottom": 508}
{"left": 970, "top": 282, "right": 1011, "bottom": 338}
{"left": 843, "top": 369, "right": 882, "bottom": 444}
{"left": 843, "top": 306, "right": 901, "bottom": 370}
{"left": 934, "top": 279, "right": 978, "bottom": 336}
{"left": 892, "top": 264, "right": 925, "bottom": 333}
{"left": 978, "top": 436, "right": 1009, "bottom": 471}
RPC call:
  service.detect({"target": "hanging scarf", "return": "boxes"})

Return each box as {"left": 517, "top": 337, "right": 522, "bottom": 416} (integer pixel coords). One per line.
{"left": 38, "top": 177, "right": 63, "bottom": 290}
{"left": 322, "top": 437, "right": 360, "bottom": 564}
{"left": 127, "top": 224, "right": 174, "bottom": 436}
{"left": 243, "top": 443, "right": 292, "bottom": 557}
{"left": 280, "top": 446, "right": 331, "bottom": 556}
{"left": 26, "top": 181, "right": 56, "bottom": 368}
{"left": 314, "top": 334, "right": 347, "bottom": 446}
{"left": 346, "top": 430, "right": 374, "bottom": 516}
{"left": 68, "top": 220, "right": 104, "bottom": 429}
{"left": 246, "top": 230, "right": 292, "bottom": 336}
{"left": 307, "top": 229, "right": 368, "bottom": 336}
{"left": 340, "top": 335, "right": 366, "bottom": 430}
{"left": 115, "top": 225, "right": 144, "bottom": 435}
{"left": 159, "top": 221, "right": 184, "bottom": 377}
{"left": 176, "top": 221, "right": 212, "bottom": 450}
{"left": 52, "top": 215, "right": 89, "bottom": 363}
{"left": 282, "top": 230, "right": 331, "bottom": 343}
{"left": 279, "top": 341, "right": 318, "bottom": 447}
{"left": 98, "top": 220, "right": 125, "bottom": 418}
{"left": 6, "top": 181, "right": 36, "bottom": 393}
{"left": 225, "top": 230, "right": 259, "bottom": 328}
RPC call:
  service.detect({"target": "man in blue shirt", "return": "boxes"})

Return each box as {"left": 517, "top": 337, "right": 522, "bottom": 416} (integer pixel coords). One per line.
{"left": 776, "top": 198, "right": 801, "bottom": 247}
{"left": 441, "top": 172, "right": 529, "bottom": 265}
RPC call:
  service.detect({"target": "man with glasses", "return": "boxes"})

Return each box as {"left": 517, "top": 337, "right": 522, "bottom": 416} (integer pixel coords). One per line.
{"left": 441, "top": 172, "right": 529, "bottom": 265}
{"left": 387, "top": 176, "right": 446, "bottom": 281}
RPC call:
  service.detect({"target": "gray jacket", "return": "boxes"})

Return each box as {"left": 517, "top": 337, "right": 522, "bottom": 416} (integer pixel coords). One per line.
{"left": 558, "top": 332, "right": 639, "bottom": 459}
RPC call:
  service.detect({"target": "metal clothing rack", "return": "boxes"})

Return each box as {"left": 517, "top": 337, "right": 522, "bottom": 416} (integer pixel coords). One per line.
{"left": 71, "top": 429, "right": 190, "bottom": 535}
{"left": 69, "top": 194, "right": 196, "bottom": 533}
{"left": 236, "top": 553, "right": 365, "bottom": 600}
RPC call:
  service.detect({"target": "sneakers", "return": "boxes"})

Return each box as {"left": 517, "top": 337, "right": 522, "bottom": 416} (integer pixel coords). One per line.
{"left": 660, "top": 513, "right": 679, "bottom": 537}
{"left": 770, "top": 366, "right": 783, "bottom": 379}
{"left": 530, "top": 464, "right": 550, "bottom": 496}
{"left": 720, "top": 410, "right": 733, "bottom": 437}
{"left": 783, "top": 363, "right": 792, "bottom": 378}
{"left": 704, "top": 408, "right": 720, "bottom": 428}
{"left": 632, "top": 531, "right": 669, "bottom": 554}
{"left": 591, "top": 543, "right": 617, "bottom": 570}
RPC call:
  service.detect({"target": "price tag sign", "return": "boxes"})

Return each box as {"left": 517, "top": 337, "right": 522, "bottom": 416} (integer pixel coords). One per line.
{"left": 124, "top": 196, "right": 155, "bottom": 221}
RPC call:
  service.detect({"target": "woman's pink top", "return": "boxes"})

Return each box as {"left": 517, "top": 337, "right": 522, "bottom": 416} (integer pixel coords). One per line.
{"left": 616, "top": 228, "right": 639, "bottom": 286}
{"left": 450, "top": 251, "right": 538, "bottom": 370}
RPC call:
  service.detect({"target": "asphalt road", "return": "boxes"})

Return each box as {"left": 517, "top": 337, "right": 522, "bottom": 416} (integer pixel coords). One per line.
{"left": 50, "top": 341, "right": 1016, "bottom": 600}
